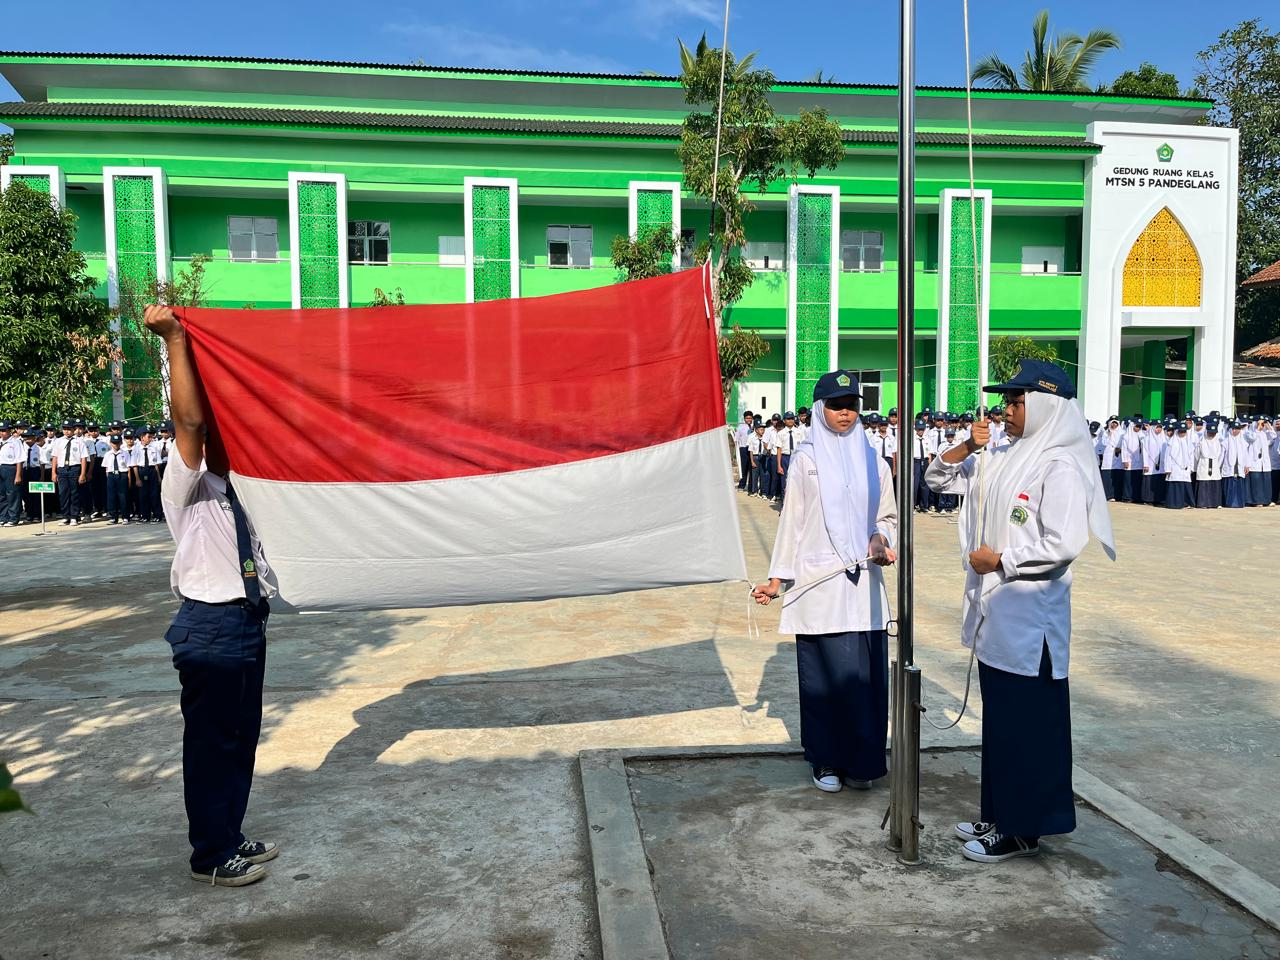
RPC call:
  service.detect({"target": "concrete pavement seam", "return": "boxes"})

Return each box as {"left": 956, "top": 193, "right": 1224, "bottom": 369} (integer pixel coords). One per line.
{"left": 1072, "top": 765, "right": 1280, "bottom": 931}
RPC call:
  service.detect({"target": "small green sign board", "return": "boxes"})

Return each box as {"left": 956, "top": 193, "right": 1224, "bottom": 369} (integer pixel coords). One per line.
{"left": 28, "top": 481, "right": 55, "bottom": 493}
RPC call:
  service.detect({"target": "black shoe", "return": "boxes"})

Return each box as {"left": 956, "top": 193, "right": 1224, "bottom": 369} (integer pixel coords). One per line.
{"left": 955, "top": 820, "right": 996, "bottom": 841}
{"left": 962, "top": 831, "right": 1039, "bottom": 863}
{"left": 190, "top": 854, "right": 267, "bottom": 887}
{"left": 236, "top": 839, "right": 279, "bottom": 864}
{"left": 811, "top": 766, "right": 842, "bottom": 793}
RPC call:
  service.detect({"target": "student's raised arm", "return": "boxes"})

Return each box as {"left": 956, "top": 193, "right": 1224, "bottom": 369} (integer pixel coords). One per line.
{"left": 143, "top": 305, "right": 203, "bottom": 471}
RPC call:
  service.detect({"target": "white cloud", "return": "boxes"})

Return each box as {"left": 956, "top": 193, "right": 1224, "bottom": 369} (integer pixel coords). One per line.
{"left": 383, "top": 23, "right": 630, "bottom": 74}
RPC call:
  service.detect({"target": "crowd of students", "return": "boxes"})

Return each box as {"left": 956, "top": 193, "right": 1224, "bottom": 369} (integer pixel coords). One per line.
{"left": 732, "top": 405, "right": 1280, "bottom": 512}
{"left": 0, "top": 418, "right": 176, "bottom": 527}
{"left": 1092, "top": 412, "right": 1279, "bottom": 509}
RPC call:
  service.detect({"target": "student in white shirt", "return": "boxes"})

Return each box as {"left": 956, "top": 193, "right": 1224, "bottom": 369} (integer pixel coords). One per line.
{"left": 775, "top": 411, "right": 802, "bottom": 501}
{"left": 143, "top": 303, "right": 279, "bottom": 888}
{"left": 909, "top": 419, "right": 935, "bottom": 513}
{"left": 1120, "top": 420, "right": 1146, "bottom": 503}
{"left": 1194, "top": 422, "right": 1223, "bottom": 508}
{"left": 0, "top": 421, "right": 23, "bottom": 526}
{"left": 1163, "top": 424, "right": 1195, "bottom": 509}
{"left": 1244, "top": 419, "right": 1271, "bottom": 507}
{"left": 22, "top": 430, "right": 45, "bottom": 522}
{"left": 136, "top": 427, "right": 165, "bottom": 523}
{"left": 761, "top": 417, "right": 779, "bottom": 501}
{"left": 103, "top": 434, "right": 133, "bottom": 524}
{"left": 753, "top": 370, "right": 897, "bottom": 795}
{"left": 49, "top": 420, "right": 88, "bottom": 525}
{"left": 926, "top": 360, "right": 1115, "bottom": 864}
{"left": 733, "top": 411, "right": 755, "bottom": 490}
{"left": 746, "top": 422, "right": 768, "bottom": 498}
{"left": 122, "top": 431, "right": 142, "bottom": 519}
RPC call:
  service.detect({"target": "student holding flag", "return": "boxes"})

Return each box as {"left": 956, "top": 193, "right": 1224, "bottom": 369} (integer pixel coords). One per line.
{"left": 925, "top": 360, "right": 1115, "bottom": 864}
{"left": 142, "top": 303, "right": 280, "bottom": 888}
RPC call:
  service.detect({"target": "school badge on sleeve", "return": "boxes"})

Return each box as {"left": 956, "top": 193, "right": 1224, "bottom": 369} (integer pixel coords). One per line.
{"left": 1010, "top": 493, "right": 1030, "bottom": 526}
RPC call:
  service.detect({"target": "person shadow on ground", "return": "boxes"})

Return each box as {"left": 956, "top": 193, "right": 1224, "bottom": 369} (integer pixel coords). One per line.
{"left": 741, "top": 639, "right": 800, "bottom": 743}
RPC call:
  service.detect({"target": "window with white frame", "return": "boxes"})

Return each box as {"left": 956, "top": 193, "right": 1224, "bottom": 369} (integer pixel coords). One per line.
{"left": 841, "top": 230, "right": 884, "bottom": 272}
{"left": 1021, "top": 245, "right": 1065, "bottom": 275}
{"left": 853, "top": 370, "right": 881, "bottom": 412}
{"left": 438, "top": 235, "right": 465, "bottom": 267}
{"left": 228, "top": 217, "right": 278, "bottom": 262}
{"left": 743, "top": 241, "right": 786, "bottom": 271}
{"left": 548, "top": 225, "right": 593, "bottom": 268}
{"left": 348, "top": 221, "right": 390, "bottom": 265}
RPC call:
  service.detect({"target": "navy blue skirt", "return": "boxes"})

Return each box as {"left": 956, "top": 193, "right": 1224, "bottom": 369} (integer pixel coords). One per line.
{"left": 1224, "top": 476, "right": 1247, "bottom": 508}
{"left": 1165, "top": 481, "right": 1194, "bottom": 509}
{"left": 978, "top": 643, "right": 1076, "bottom": 839}
{"left": 1196, "top": 478, "right": 1222, "bottom": 509}
{"left": 1099, "top": 466, "right": 1115, "bottom": 501}
{"left": 795, "top": 630, "right": 889, "bottom": 781}
{"left": 1247, "top": 471, "right": 1270, "bottom": 506}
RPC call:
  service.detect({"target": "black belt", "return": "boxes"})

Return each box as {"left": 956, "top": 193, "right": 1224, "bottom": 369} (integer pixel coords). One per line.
{"left": 182, "top": 596, "right": 268, "bottom": 610}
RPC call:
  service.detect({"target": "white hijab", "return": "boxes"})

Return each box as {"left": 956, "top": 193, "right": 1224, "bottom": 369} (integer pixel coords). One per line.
{"left": 960, "top": 391, "right": 1116, "bottom": 567}
{"left": 793, "top": 399, "right": 880, "bottom": 569}
{"left": 1166, "top": 431, "right": 1194, "bottom": 470}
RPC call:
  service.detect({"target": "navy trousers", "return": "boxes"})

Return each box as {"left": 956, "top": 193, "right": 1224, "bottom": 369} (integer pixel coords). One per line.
{"left": 0, "top": 463, "right": 18, "bottom": 523}
{"left": 795, "top": 630, "right": 889, "bottom": 781}
{"left": 978, "top": 643, "right": 1075, "bottom": 839}
{"left": 106, "top": 473, "right": 128, "bottom": 520}
{"left": 56, "top": 465, "right": 81, "bottom": 519}
{"left": 138, "top": 465, "right": 161, "bottom": 520}
{"left": 738, "top": 447, "right": 751, "bottom": 489}
{"left": 165, "top": 597, "right": 270, "bottom": 871}
{"left": 777, "top": 454, "right": 791, "bottom": 500}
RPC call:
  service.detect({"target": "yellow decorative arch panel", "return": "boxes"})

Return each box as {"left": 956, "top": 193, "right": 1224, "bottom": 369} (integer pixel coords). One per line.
{"left": 1121, "top": 207, "right": 1201, "bottom": 307}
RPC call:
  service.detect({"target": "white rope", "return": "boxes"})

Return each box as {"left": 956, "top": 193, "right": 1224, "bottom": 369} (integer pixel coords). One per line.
{"left": 708, "top": 0, "right": 731, "bottom": 311}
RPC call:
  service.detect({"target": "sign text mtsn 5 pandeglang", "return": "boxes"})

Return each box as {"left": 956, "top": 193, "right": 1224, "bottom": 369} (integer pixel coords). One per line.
{"left": 1104, "top": 167, "right": 1221, "bottom": 190}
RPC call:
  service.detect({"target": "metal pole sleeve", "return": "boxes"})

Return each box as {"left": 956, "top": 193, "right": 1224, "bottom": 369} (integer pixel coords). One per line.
{"left": 895, "top": 0, "right": 916, "bottom": 669}
{"left": 898, "top": 666, "right": 923, "bottom": 865}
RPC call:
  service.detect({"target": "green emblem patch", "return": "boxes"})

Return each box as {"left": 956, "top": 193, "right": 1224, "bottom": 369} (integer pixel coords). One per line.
{"left": 1010, "top": 506, "right": 1029, "bottom": 526}
{"left": 243, "top": 559, "right": 256, "bottom": 576}
{"left": 836, "top": 373, "right": 850, "bottom": 387}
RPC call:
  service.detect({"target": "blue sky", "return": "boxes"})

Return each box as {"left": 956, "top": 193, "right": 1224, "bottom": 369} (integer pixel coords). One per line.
{"left": 0, "top": 0, "right": 1275, "bottom": 104}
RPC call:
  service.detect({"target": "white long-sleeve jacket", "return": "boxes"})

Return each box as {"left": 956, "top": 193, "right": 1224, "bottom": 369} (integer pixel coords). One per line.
{"left": 925, "top": 452, "right": 1090, "bottom": 679}
{"left": 767, "top": 452, "right": 897, "bottom": 636}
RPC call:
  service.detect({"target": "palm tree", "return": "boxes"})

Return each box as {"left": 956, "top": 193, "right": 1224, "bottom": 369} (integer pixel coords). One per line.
{"left": 678, "top": 33, "right": 757, "bottom": 80}
{"left": 971, "top": 9, "right": 1120, "bottom": 92}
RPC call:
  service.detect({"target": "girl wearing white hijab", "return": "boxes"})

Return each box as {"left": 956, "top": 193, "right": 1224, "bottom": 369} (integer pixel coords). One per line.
{"left": 1194, "top": 423, "right": 1223, "bottom": 508}
{"left": 1163, "top": 425, "right": 1196, "bottom": 509}
{"left": 753, "top": 370, "right": 897, "bottom": 794}
{"left": 925, "top": 360, "right": 1115, "bottom": 864}
{"left": 1221, "top": 422, "right": 1250, "bottom": 509}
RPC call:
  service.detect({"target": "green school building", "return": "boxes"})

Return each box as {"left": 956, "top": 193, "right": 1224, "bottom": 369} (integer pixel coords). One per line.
{"left": 0, "top": 52, "right": 1241, "bottom": 422}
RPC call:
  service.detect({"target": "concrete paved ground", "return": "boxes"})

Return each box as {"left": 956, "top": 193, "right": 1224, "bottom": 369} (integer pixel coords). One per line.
{"left": 0, "top": 494, "right": 1277, "bottom": 958}
{"left": 628, "top": 751, "right": 1280, "bottom": 960}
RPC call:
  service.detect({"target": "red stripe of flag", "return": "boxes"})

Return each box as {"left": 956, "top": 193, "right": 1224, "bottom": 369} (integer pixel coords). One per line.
{"left": 178, "top": 268, "right": 723, "bottom": 484}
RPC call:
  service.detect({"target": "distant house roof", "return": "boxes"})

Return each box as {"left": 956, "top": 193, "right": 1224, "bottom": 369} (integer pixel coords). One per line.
{"left": 1168, "top": 359, "right": 1280, "bottom": 386}
{"left": 1242, "top": 259, "right": 1280, "bottom": 289}
{"left": 1241, "top": 336, "right": 1280, "bottom": 364}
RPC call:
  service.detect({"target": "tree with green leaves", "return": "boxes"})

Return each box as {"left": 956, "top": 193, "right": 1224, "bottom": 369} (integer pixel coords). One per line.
{"left": 0, "top": 181, "right": 116, "bottom": 422}
{"left": 972, "top": 9, "right": 1120, "bottom": 92}
{"left": 0, "top": 133, "right": 12, "bottom": 165}
{"left": 1101, "top": 62, "right": 1188, "bottom": 99}
{"left": 1197, "top": 19, "right": 1280, "bottom": 351}
{"left": 612, "top": 40, "right": 843, "bottom": 408}
{"left": 988, "top": 336, "right": 1060, "bottom": 387}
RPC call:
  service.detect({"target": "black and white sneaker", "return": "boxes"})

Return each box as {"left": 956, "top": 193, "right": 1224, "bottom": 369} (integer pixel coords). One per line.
{"left": 811, "top": 766, "right": 842, "bottom": 793}
{"left": 60, "top": 518, "right": 70, "bottom": 525}
{"left": 962, "top": 832, "right": 1039, "bottom": 863}
{"left": 236, "top": 839, "right": 279, "bottom": 864}
{"left": 190, "top": 854, "right": 267, "bottom": 887}
{"left": 955, "top": 820, "right": 996, "bottom": 842}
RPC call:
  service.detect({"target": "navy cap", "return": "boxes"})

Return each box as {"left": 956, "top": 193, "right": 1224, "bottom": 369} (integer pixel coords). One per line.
{"left": 43, "top": 422, "right": 55, "bottom": 432}
{"left": 108, "top": 434, "right": 122, "bottom": 444}
{"left": 61, "top": 420, "right": 74, "bottom": 429}
{"left": 783, "top": 411, "right": 796, "bottom": 419}
{"left": 796, "top": 406, "right": 809, "bottom": 415}
{"left": 0, "top": 421, "right": 10, "bottom": 431}
{"left": 962, "top": 413, "right": 974, "bottom": 423}
{"left": 812, "top": 369, "right": 862, "bottom": 402}
{"left": 946, "top": 411, "right": 961, "bottom": 422}
{"left": 122, "top": 429, "right": 135, "bottom": 439}
{"left": 15, "top": 420, "right": 28, "bottom": 429}
{"left": 983, "top": 359, "right": 1077, "bottom": 400}
{"left": 140, "top": 425, "right": 154, "bottom": 435}
{"left": 1206, "top": 422, "right": 1219, "bottom": 432}
{"left": 888, "top": 408, "right": 898, "bottom": 416}
{"left": 86, "top": 422, "right": 99, "bottom": 431}
{"left": 944, "top": 427, "right": 957, "bottom": 436}
{"left": 914, "top": 420, "right": 927, "bottom": 429}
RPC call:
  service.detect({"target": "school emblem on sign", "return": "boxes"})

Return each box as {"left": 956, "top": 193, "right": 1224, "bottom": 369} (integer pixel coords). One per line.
{"left": 1156, "top": 143, "right": 1174, "bottom": 163}
{"left": 836, "top": 373, "right": 850, "bottom": 387}
{"left": 1010, "top": 505, "right": 1029, "bottom": 526}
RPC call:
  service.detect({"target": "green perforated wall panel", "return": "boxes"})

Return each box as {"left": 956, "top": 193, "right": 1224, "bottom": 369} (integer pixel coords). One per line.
{"left": 947, "top": 197, "right": 984, "bottom": 412}
{"left": 10, "top": 173, "right": 51, "bottom": 194}
{"left": 472, "top": 185, "right": 512, "bottom": 301}
{"left": 113, "top": 175, "right": 158, "bottom": 307}
{"left": 636, "top": 188, "right": 674, "bottom": 273}
{"left": 794, "top": 192, "right": 833, "bottom": 409}
{"left": 296, "top": 180, "right": 340, "bottom": 309}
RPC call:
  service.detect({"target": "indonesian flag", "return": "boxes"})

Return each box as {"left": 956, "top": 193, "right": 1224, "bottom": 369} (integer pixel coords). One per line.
{"left": 177, "top": 266, "right": 748, "bottom": 612}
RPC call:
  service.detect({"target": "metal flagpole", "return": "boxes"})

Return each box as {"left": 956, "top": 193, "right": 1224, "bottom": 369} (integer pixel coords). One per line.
{"left": 886, "top": 0, "right": 922, "bottom": 866}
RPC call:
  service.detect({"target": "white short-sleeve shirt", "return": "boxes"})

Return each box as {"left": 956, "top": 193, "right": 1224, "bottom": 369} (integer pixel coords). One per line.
{"left": 161, "top": 453, "right": 277, "bottom": 603}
